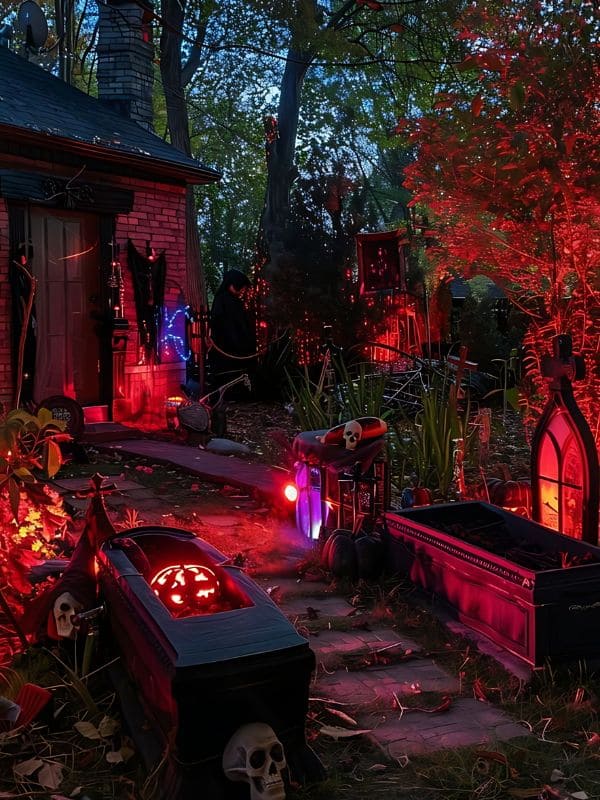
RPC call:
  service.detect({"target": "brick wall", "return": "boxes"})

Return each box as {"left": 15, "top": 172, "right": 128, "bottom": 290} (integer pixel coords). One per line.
{"left": 97, "top": 1, "right": 154, "bottom": 131}
{"left": 114, "top": 177, "right": 189, "bottom": 429}
{"left": 0, "top": 201, "right": 10, "bottom": 407}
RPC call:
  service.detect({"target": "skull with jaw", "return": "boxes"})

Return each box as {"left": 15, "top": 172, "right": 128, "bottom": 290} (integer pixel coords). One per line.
{"left": 53, "top": 592, "right": 83, "bottom": 639}
{"left": 222, "top": 722, "right": 287, "bottom": 800}
{"left": 343, "top": 420, "right": 363, "bottom": 451}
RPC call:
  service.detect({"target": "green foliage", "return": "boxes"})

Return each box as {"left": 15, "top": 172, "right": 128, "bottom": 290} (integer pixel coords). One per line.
{"left": 390, "top": 374, "right": 474, "bottom": 498}
{"left": 0, "top": 408, "right": 70, "bottom": 523}
{"left": 458, "top": 294, "right": 510, "bottom": 372}
{"left": 286, "top": 355, "right": 390, "bottom": 431}
{"left": 286, "top": 367, "right": 330, "bottom": 432}
{"left": 334, "top": 359, "right": 389, "bottom": 421}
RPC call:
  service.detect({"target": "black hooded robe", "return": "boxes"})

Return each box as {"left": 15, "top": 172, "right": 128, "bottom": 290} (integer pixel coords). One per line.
{"left": 208, "top": 269, "right": 256, "bottom": 389}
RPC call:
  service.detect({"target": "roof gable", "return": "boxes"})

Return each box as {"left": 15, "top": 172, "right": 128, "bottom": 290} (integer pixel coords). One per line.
{"left": 0, "top": 47, "right": 219, "bottom": 184}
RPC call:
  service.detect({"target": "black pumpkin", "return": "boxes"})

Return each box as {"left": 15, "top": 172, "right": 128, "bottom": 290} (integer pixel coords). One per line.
{"left": 321, "top": 529, "right": 384, "bottom": 582}
{"left": 321, "top": 529, "right": 357, "bottom": 581}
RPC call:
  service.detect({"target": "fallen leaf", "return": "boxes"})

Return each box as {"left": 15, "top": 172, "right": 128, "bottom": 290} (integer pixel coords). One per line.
{"left": 74, "top": 720, "right": 101, "bottom": 739}
{"left": 98, "top": 715, "right": 119, "bottom": 738}
{"left": 325, "top": 707, "right": 357, "bottom": 726}
{"left": 38, "top": 762, "right": 63, "bottom": 790}
{"left": 550, "top": 769, "right": 566, "bottom": 782}
{"left": 13, "top": 757, "right": 43, "bottom": 777}
{"left": 368, "top": 763, "right": 387, "bottom": 772}
{"left": 570, "top": 793, "right": 588, "bottom": 800}
{"left": 106, "top": 750, "right": 124, "bottom": 764}
{"left": 319, "top": 725, "right": 371, "bottom": 739}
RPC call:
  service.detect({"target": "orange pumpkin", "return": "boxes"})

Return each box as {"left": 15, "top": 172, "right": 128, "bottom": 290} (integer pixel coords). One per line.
{"left": 150, "top": 563, "right": 220, "bottom": 614}
{"left": 486, "top": 479, "right": 531, "bottom": 512}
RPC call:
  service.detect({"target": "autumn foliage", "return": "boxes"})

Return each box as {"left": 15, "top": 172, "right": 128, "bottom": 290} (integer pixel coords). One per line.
{"left": 0, "top": 409, "right": 70, "bottom": 604}
{"left": 401, "top": 0, "right": 600, "bottom": 441}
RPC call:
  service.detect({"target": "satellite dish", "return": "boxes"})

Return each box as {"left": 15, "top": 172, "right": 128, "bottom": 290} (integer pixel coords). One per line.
{"left": 16, "top": 1, "right": 48, "bottom": 50}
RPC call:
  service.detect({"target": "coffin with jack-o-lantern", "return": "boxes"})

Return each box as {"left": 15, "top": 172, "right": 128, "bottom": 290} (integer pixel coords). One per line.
{"left": 97, "top": 525, "right": 324, "bottom": 799}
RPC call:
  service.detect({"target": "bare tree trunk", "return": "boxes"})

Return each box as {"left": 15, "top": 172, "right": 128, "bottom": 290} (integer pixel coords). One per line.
{"left": 259, "top": 0, "right": 356, "bottom": 280}
{"left": 260, "top": 50, "right": 311, "bottom": 279}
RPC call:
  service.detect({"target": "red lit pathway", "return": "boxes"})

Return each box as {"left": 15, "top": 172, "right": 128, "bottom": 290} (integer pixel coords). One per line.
{"left": 98, "top": 438, "right": 288, "bottom": 502}
{"left": 95, "top": 436, "right": 532, "bottom": 760}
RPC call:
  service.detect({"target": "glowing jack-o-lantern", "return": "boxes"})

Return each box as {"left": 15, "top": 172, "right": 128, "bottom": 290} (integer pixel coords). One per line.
{"left": 150, "top": 564, "right": 220, "bottom": 614}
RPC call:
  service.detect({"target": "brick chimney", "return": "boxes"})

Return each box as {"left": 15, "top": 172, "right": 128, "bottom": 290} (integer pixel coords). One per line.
{"left": 97, "top": 0, "right": 154, "bottom": 131}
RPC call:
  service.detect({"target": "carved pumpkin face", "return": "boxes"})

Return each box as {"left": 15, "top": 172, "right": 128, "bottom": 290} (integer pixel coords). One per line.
{"left": 150, "top": 564, "right": 220, "bottom": 615}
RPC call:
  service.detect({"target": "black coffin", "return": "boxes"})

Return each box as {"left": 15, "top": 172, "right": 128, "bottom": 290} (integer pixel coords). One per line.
{"left": 384, "top": 503, "right": 600, "bottom": 667}
{"left": 97, "top": 526, "right": 318, "bottom": 797}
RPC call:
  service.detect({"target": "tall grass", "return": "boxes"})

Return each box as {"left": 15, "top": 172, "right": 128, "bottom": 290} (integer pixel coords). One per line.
{"left": 390, "top": 371, "right": 474, "bottom": 499}
{"left": 286, "top": 358, "right": 390, "bottom": 431}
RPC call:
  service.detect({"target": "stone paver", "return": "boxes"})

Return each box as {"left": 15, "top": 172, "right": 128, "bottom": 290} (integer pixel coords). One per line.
{"left": 358, "top": 698, "right": 529, "bottom": 757}
{"left": 101, "top": 439, "right": 283, "bottom": 499}
{"left": 314, "top": 659, "right": 459, "bottom": 704}
{"left": 278, "top": 594, "right": 355, "bottom": 620}
{"left": 52, "top": 476, "right": 139, "bottom": 492}
{"left": 255, "top": 577, "right": 333, "bottom": 598}
{"left": 307, "top": 627, "right": 420, "bottom": 668}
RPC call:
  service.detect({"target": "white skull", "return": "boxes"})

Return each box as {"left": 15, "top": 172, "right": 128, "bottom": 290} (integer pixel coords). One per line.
{"left": 222, "top": 722, "right": 287, "bottom": 800}
{"left": 343, "top": 419, "right": 363, "bottom": 451}
{"left": 53, "top": 592, "right": 83, "bottom": 639}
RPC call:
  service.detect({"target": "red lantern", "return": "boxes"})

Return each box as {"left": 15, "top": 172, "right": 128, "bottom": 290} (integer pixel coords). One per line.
{"left": 150, "top": 564, "right": 220, "bottom": 616}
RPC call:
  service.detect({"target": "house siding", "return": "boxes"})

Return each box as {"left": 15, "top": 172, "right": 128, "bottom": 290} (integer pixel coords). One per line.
{"left": 0, "top": 175, "right": 191, "bottom": 431}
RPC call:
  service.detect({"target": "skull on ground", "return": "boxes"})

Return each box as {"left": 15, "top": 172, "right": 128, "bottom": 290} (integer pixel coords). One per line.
{"left": 53, "top": 592, "right": 83, "bottom": 639}
{"left": 222, "top": 722, "right": 287, "bottom": 800}
{"left": 343, "top": 419, "right": 363, "bottom": 451}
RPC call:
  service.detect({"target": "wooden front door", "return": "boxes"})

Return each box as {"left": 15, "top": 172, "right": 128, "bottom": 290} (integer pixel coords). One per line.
{"left": 31, "top": 210, "right": 102, "bottom": 405}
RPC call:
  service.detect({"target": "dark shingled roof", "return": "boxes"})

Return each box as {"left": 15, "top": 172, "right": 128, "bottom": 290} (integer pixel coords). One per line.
{"left": 0, "top": 46, "right": 220, "bottom": 184}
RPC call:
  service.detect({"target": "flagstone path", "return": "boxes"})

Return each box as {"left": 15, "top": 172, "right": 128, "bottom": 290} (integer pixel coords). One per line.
{"left": 254, "top": 574, "right": 529, "bottom": 758}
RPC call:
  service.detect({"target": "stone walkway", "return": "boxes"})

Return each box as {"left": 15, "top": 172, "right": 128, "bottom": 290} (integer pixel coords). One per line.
{"left": 80, "top": 436, "right": 531, "bottom": 757}
{"left": 98, "top": 438, "right": 287, "bottom": 501}
{"left": 255, "top": 576, "right": 529, "bottom": 759}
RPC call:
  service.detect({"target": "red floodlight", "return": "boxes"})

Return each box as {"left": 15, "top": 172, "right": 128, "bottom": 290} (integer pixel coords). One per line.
{"left": 283, "top": 483, "right": 298, "bottom": 503}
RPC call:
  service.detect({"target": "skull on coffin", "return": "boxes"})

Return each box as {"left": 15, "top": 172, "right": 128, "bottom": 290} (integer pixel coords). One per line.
{"left": 223, "top": 721, "right": 287, "bottom": 800}
{"left": 342, "top": 420, "right": 363, "bottom": 451}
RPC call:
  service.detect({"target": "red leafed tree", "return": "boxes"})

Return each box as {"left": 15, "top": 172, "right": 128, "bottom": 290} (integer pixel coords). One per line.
{"left": 402, "top": 0, "right": 600, "bottom": 444}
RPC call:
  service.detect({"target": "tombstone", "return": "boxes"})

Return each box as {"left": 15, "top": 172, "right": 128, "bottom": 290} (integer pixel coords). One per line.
{"left": 530, "top": 334, "right": 599, "bottom": 543}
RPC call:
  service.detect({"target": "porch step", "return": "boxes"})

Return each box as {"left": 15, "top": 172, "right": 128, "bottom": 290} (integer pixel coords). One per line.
{"left": 79, "top": 422, "right": 142, "bottom": 444}
{"left": 83, "top": 405, "right": 109, "bottom": 424}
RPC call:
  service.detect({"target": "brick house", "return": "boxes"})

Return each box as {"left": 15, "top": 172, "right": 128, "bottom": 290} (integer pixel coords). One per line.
{"left": 0, "top": 1, "right": 219, "bottom": 429}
